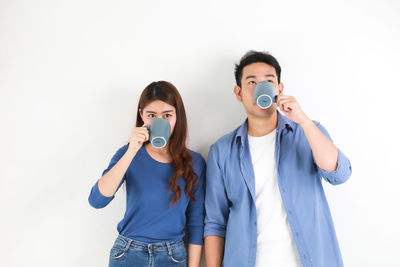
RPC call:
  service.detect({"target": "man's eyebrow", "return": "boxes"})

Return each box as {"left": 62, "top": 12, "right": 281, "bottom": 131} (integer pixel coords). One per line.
{"left": 245, "top": 75, "right": 257, "bottom": 80}
{"left": 245, "top": 74, "right": 276, "bottom": 80}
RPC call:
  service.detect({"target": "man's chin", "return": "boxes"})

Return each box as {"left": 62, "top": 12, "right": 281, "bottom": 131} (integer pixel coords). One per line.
{"left": 254, "top": 105, "right": 276, "bottom": 118}
{"left": 248, "top": 106, "right": 277, "bottom": 118}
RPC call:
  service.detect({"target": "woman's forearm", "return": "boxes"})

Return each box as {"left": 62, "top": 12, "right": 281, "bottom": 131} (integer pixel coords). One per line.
{"left": 97, "top": 146, "right": 137, "bottom": 197}
{"left": 188, "top": 244, "right": 202, "bottom": 267}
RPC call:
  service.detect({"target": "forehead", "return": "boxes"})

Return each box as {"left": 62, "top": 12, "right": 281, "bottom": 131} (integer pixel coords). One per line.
{"left": 242, "top": 62, "right": 277, "bottom": 79}
{"left": 142, "top": 100, "right": 176, "bottom": 112}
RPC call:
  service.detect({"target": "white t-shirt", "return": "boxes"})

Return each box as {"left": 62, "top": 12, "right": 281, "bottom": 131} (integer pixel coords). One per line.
{"left": 248, "top": 130, "right": 302, "bottom": 267}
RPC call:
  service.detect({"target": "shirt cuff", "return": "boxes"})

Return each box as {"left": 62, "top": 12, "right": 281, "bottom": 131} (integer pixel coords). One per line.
{"left": 204, "top": 222, "right": 226, "bottom": 238}
{"left": 187, "top": 225, "right": 204, "bottom": 245}
{"left": 319, "top": 149, "right": 352, "bottom": 185}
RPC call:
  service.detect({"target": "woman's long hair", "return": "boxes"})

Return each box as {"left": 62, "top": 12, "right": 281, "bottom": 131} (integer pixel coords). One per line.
{"left": 136, "top": 81, "right": 198, "bottom": 206}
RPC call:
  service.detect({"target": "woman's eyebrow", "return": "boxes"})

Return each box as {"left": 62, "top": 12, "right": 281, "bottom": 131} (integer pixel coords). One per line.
{"left": 145, "top": 110, "right": 174, "bottom": 113}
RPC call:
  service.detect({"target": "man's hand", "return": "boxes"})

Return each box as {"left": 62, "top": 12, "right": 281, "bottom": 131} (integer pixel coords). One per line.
{"left": 277, "top": 95, "right": 339, "bottom": 172}
{"left": 277, "top": 95, "right": 311, "bottom": 126}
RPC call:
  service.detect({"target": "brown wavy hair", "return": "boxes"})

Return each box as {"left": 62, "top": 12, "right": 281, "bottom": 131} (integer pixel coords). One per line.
{"left": 136, "top": 81, "right": 198, "bottom": 206}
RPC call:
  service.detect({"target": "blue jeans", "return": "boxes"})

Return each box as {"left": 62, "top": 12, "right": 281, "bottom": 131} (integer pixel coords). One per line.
{"left": 109, "top": 235, "right": 187, "bottom": 267}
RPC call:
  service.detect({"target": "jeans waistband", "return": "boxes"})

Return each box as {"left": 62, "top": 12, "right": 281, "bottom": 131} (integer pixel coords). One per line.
{"left": 116, "top": 234, "right": 184, "bottom": 252}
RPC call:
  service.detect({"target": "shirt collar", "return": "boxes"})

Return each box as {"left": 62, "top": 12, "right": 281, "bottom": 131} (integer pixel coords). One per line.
{"left": 277, "top": 111, "right": 295, "bottom": 132}
{"left": 235, "top": 111, "right": 294, "bottom": 146}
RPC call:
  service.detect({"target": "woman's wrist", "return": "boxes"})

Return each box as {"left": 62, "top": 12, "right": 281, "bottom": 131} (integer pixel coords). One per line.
{"left": 126, "top": 144, "right": 140, "bottom": 157}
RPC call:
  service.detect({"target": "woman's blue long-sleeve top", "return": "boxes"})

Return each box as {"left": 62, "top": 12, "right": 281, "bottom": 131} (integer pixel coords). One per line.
{"left": 88, "top": 145, "right": 206, "bottom": 245}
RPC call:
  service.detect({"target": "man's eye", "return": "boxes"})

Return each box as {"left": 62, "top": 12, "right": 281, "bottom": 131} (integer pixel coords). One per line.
{"left": 249, "top": 81, "right": 256, "bottom": 85}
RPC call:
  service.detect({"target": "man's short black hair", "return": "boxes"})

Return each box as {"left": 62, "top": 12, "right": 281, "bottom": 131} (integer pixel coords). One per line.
{"left": 234, "top": 50, "right": 281, "bottom": 87}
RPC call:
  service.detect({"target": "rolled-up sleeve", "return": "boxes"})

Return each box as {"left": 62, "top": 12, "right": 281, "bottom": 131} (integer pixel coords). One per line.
{"left": 204, "top": 145, "right": 229, "bottom": 238}
{"left": 186, "top": 158, "right": 206, "bottom": 245}
{"left": 314, "top": 121, "right": 352, "bottom": 185}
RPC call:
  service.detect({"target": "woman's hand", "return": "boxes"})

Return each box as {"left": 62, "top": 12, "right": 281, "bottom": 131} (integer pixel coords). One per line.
{"left": 97, "top": 126, "right": 148, "bottom": 198}
{"left": 128, "top": 124, "right": 149, "bottom": 153}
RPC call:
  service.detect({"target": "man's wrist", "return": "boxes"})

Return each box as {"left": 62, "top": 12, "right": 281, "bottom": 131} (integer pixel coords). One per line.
{"left": 299, "top": 117, "right": 313, "bottom": 129}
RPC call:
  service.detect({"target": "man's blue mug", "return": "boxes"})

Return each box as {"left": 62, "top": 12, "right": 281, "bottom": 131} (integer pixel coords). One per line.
{"left": 254, "top": 81, "right": 277, "bottom": 109}
{"left": 149, "top": 118, "right": 170, "bottom": 148}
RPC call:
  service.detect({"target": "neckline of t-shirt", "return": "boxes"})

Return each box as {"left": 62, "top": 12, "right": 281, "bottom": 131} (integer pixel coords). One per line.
{"left": 141, "top": 145, "right": 173, "bottom": 166}
{"left": 248, "top": 129, "right": 277, "bottom": 141}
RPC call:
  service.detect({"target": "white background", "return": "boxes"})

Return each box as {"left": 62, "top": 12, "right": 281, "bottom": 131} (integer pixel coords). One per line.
{"left": 1, "top": 0, "right": 399, "bottom": 266}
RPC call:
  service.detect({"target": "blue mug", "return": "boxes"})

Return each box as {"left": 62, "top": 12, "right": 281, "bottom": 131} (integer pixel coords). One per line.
{"left": 149, "top": 118, "right": 170, "bottom": 148}
{"left": 254, "top": 81, "right": 277, "bottom": 109}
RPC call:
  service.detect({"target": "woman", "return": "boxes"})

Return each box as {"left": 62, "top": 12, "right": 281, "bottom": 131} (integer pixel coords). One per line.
{"left": 88, "top": 81, "right": 205, "bottom": 267}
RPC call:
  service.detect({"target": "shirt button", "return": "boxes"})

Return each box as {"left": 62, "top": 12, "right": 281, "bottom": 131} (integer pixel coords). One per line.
{"left": 282, "top": 189, "right": 286, "bottom": 193}
{"left": 295, "top": 232, "right": 299, "bottom": 237}
{"left": 288, "top": 210, "right": 292, "bottom": 215}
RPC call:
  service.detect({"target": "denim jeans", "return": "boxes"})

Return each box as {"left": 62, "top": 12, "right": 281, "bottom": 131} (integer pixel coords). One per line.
{"left": 109, "top": 235, "right": 187, "bottom": 267}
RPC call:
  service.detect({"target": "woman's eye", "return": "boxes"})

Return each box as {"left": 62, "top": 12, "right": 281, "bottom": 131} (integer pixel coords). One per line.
{"left": 148, "top": 114, "right": 155, "bottom": 118}
{"left": 164, "top": 114, "right": 171, "bottom": 118}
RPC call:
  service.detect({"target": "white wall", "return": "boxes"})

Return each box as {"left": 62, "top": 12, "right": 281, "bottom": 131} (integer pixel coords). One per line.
{"left": 1, "top": 0, "right": 399, "bottom": 266}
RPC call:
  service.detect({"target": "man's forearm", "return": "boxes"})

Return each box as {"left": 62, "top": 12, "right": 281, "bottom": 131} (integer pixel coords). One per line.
{"left": 204, "top": 235, "right": 225, "bottom": 267}
{"left": 300, "top": 119, "right": 338, "bottom": 172}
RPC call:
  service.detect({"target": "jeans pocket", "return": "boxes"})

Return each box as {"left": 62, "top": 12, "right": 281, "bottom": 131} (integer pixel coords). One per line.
{"left": 110, "top": 237, "right": 129, "bottom": 260}
{"left": 169, "top": 244, "right": 187, "bottom": 264}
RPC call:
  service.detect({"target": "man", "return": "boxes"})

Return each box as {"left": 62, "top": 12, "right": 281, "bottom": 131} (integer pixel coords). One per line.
{"left": 204, "top": 51, "right": 352, "bottom": 267}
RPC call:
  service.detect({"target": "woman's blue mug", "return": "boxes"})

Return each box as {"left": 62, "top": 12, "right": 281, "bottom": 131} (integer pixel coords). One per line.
{"left": 149, "top": 118, "right": 170, "bottom": 148}
{"left": 254, "top": 81, "right": 277, "bottom": 109}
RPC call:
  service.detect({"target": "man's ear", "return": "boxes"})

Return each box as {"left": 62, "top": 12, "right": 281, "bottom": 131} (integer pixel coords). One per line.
{"left": 278, "top": 82, "right": 284, "bottom": 95}
{"left": 234, "top": 85, "right": 243, "bottom": 102}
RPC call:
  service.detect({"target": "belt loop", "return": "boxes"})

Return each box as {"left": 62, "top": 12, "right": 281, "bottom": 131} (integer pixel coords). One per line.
{"left": 147, "top": 243, "right": 152, "bottom": 267}
{"left": 166, "top": 242, "right": 172, "bottom": 256}
{"left": 125, "top": 239, "right": 132, "bottom": 251}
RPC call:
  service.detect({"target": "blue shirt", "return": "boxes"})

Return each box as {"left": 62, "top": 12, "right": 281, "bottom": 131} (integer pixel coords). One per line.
{"left": 204, "top": 112, "right": 352, "bottom": 267}
{"left": 88, "top": 145, "right": 206, "bottom": 245}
